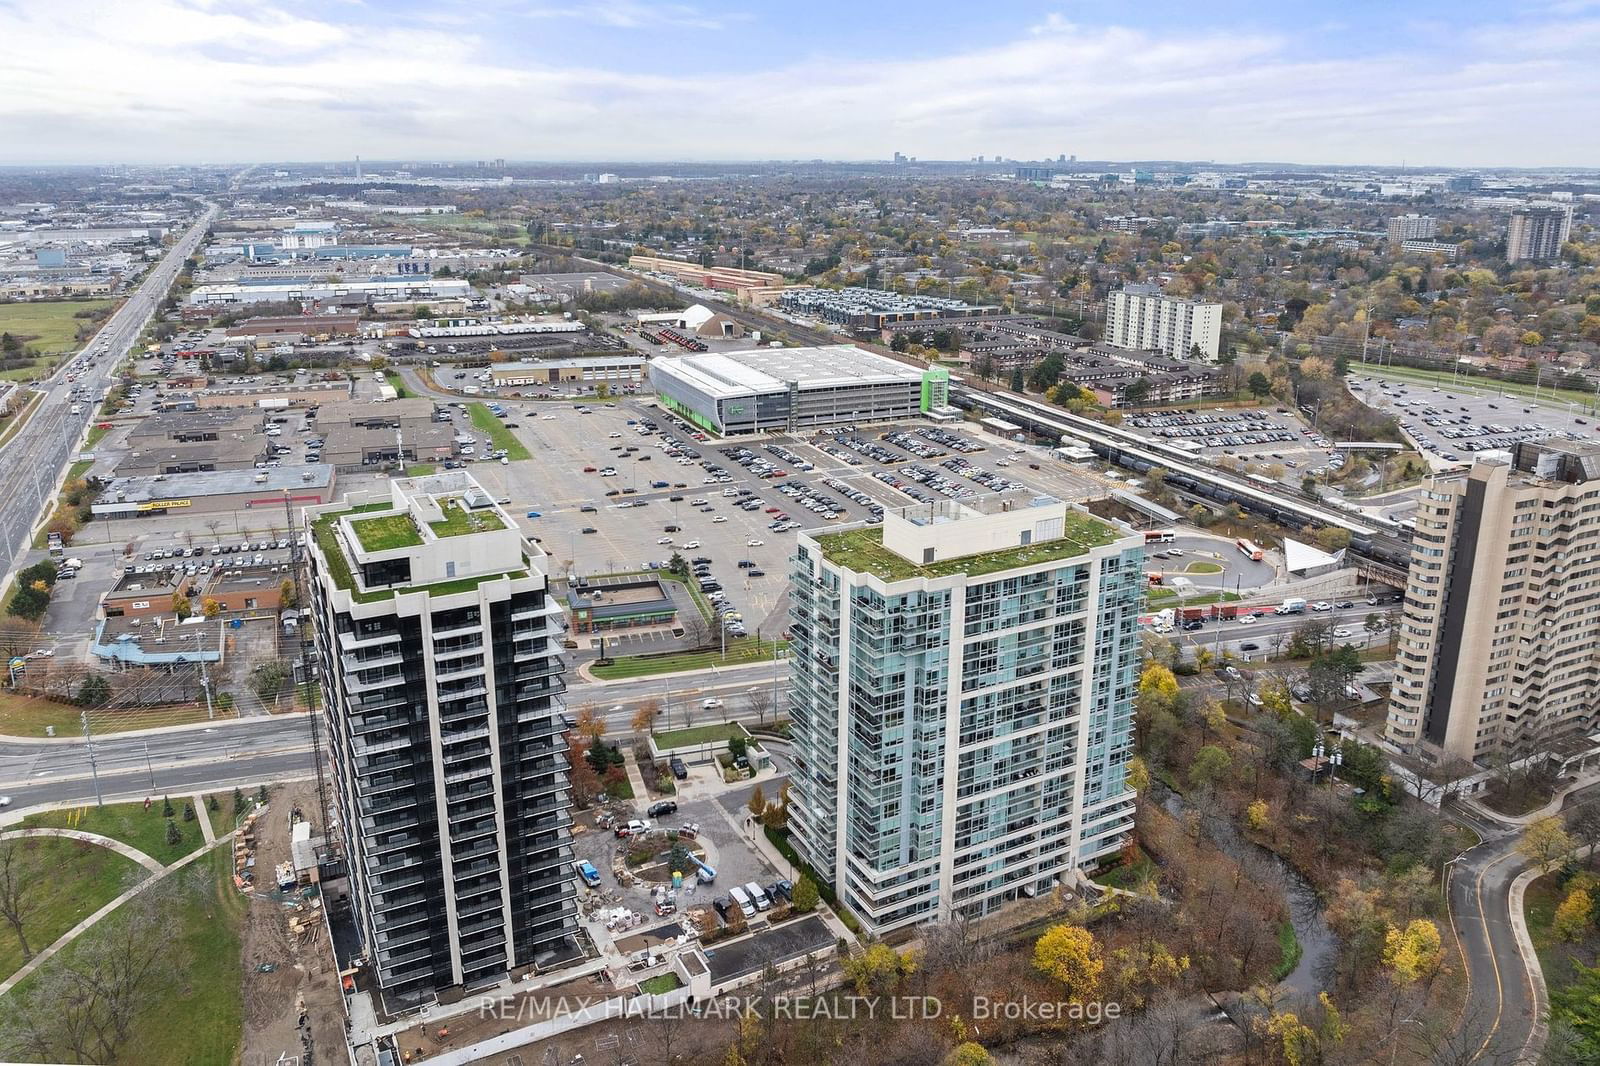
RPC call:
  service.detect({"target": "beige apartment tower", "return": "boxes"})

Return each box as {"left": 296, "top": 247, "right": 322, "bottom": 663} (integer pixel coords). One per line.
{"left": 1385, "top": 441, "right": 1600, "bottom": 763}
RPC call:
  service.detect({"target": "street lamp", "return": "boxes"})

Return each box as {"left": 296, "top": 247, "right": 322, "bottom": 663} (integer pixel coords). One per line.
{"left": 1311, "top": 741, "right": 1343, "bottom": 788}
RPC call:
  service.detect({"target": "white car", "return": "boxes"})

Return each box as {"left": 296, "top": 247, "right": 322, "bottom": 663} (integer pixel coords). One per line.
{"left": 0, "top": 795, "right": 10, "bottom": 807}
{"left": 609, "top": 432, "right": 622, "bottom": 438}
{"left": 682, "top": 540, "right": 701, "bottom": 549}
{"left": 1332, "top": 627, "right": 1353, "bottom": 639}
{"left": 712, "top": 516, "right": 727, "bottom": 523}
{"left": 702, "top": 698, "right": 724, "bottom": 710}
{"left": 1310, "top": 601, "right": 1333, "bottom": 612}
{"left": 746, "top": 539, "right": 764, "bottom": 547}
{"left": 657, "top": 537, "right": 673, "bottom": 545}
{"left": 1237, "top": 614, "right": 1258, "bottom": 625}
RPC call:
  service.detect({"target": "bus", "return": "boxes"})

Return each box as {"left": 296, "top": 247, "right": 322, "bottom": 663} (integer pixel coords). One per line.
{"left": 1236, "top": 538, "right": 1264, "bottom": 561}
{"left": 1247, "top": 473, "right": 1276, "bottom": 488}
{"left": 1143, "top": 529, "right": 1177, "bottom": 544}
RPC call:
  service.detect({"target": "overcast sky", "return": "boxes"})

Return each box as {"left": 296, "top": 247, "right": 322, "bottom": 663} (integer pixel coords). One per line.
{"left": 1, "top": 0, "right": 1596, "bottom": 167}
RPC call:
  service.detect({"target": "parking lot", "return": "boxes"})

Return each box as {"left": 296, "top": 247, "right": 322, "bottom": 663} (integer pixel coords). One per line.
{"left": 486, "top": 398, "right": 1113, "bottom": 650}
{"left": 1126, "top": 405, "right": 1341, "bottom": 483}
{"left": 1349, "top": 374, "right": 1596, "bottom": 467}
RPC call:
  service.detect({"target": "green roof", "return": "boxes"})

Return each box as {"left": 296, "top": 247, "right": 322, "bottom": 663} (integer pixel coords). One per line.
{"left": 350, "top": 513, "right": 422, "bottom": 552}
{"left": 813, "top": 511, "right": 1119, "bottom": 582}
{"left": 430, "top": 498, "right": 505, "bottom": 538}
{"left": 312, "top": 503, "right": 529, "bottom": 604}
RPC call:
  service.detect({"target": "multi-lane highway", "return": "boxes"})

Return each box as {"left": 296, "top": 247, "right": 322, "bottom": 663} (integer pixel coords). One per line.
{"left": 0, "top": 659, "right": 785, "bottom": 809}
{"left": 0, "top": 204, "right": 217, "bottom": 582}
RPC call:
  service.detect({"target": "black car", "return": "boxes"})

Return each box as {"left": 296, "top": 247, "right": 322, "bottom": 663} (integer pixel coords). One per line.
{"left": 769, "top": 879, "right": 793, "bottom": 903}
{"left": 669, "top": 495, "right": 684, "bottom": 502}
{"left": 692, "top": 556, "right": 711, "bottom": 564}
{"left": 1182, "top": 619, "right": 1205, "bottom": 631}
{"left": 738, "top": 560, "right": 754, "bottom": 568}
{"left": 664, "top": 525, "right": 681, "bottom": 533}
{"left": 712, "top": 895, "right": 732, "bottom": 920}
{"left": 1334, "top": 600, "right": 1354, "bottom": 609}
{"left": 581, "top": 527, "right": 598, "bottom": 534}
{"left": 648, "top": 800, "right": 678, "bottom": 817}
{"left": 747, "top": 570, "right": 765, "bottom": 577}
{"left": 1240, "top": 642, "right": 1260, "bottom": 651}
{"left": 669, "top": 756, "right": 688, "bottom": 779}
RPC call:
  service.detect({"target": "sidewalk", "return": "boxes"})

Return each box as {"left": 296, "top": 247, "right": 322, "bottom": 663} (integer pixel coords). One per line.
{"left": 1460, "top": 770, "right": 1600, "bottom": 828}
{"left": 0, "top": 831, "right": 231, "bottom": 997}
{"left": 0, "top": 826, "right": 163, "bottom": 874}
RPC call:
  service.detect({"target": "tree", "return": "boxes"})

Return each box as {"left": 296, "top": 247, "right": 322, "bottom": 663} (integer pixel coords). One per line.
{"left": 201, "top": 597, "right": 222, "bottom": 619}
{"left": 745, "top": 687, "right": 772, "bottom": 725}
{"left": 1033, "top": 924, "right": 1103, "bottom": 1000}
{"left": 573, "top": 703, "right": 608, "bottom": 742}
{"left": 0, "top": 839, "right": 39, "bottom": 961}
{"left": 630, "top": 702, "right": 658, "bottom": 735}
{"left": 791, "top": 873, "right": 819, "bottom": 913}
{"left": 75, "top": 673, "right": 111, "bottom": 707}
{"left": 1246, "top": 799, "right": 1272, "bottom": 833}
{"left": 182, "top": 801, "right": 195, "bottom": 823}
{"left": 747, "top": 783, "right": 766, "bottom": 820}
{"left": 1363, "top": 612, "right": 1384, "bottom": 646}
{"left": 1521, "top": 817, "right": 1574, "bottom": 873}
{"left": 1124, "top": 377, "right": 1151, "bottom": 407}
{"left": 1124, "top": 755, "right": 1151, "bottom": 793}
{"left": 943, "top": 1044, "right": 995, "bottom": 1066}
{"left": 1551, "top": 960, "right": 1600, "bottom": 1063}
{"left": 1188, "top": 745, "right": 1232, "bottom": 791}
{"left": 207, "top": 794, "right": 219, "bottom": 813}
{"left": 164, "top": 818, "right": 183, "bottom": 847}
{"left": 841, "top": 942, "right": 915, "bottom": 996}
{"left": 279, "top": 578, "right": 298, "bottom": 609}
{"left": 1383, "top": 918, "right": 1444, "bottom": 984}
{"left": 1554, "top": 885, "right": 1594, "bottom": 943}
{"left": 1136, "top": 663, "right": 1181, "bottom": 718}
{"left": 170, "top": 590, "right": 191, "bottom": 620}
{"left": 1248, "top": 371, "right": 1272, "bottom": 398}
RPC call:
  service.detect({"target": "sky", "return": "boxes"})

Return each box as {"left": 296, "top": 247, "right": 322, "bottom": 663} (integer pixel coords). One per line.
{"left": 1, "top": 0, "right": 1597, "bottom": 167}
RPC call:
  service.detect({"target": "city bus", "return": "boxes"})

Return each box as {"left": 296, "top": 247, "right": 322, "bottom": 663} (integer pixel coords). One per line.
{"left": 1236, "top": 538, "right": 1264, "bottom": 562}
{"left": 1143, "top": 529, "right": 1177, "bottom": 544}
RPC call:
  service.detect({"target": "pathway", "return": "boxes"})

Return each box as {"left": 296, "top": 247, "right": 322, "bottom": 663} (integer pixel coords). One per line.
{"left": 194, "top": 791, "right": 217, "bottom": 844}
{"left": 1460, "top": 769, "right": 1600, "bottom": 828}
{"left": 0, "top": 826, "right": 163, "bottom": 874}
{"left": 0, "top": 831, "right": 229, "bottom": 997}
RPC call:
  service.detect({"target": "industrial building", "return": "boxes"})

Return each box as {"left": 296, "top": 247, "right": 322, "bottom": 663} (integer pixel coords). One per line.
{"left": 305, "top": 473, "right": 580, "bottom": 1005}
{"left": 122, "top": 409, "right": 269, "bottom": 476}
{"left": 313, "top": 399, "right": 456, "bottom": 470}
{"left": 1104, "top": 284, "right": 1222, "bottom": 362}
{"left": 787, "top": 493, "right": 1143, "bottom": 935}
{"left": 186, "top": 275, "right": 470, "bottom": 307}
{"left": 634, "top": 304, "right": 745, "bottom": 339}
{"left": 489, "top": 354, "right": 646, "bottom": 388}
{"left": 778, "top": 287, "right": 1001, "bottom": 330}
{"left": 92, "top": 464, "right": 337, "bottom": 519}
{"left": 648, "top": 345, "right": 945, "bottom": 435}
{"left": 1385, "top": 441, "right": 1600, "bottom": 765}
{"left": 626, "top": 255, "right": 782, "bottom": 301}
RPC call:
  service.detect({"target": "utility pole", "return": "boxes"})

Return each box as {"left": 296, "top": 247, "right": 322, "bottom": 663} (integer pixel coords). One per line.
{"left": 81, "top": 710, "right": 103, "bottom": 807}
{"left": 200, "top": 654, "right": 214, "bottom": 720}
{"left": 143, "top": 741, "right": 155, "bottom": 790}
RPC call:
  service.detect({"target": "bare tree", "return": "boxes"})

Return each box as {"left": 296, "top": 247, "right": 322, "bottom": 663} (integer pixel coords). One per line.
{"left": 0, "top": 839, "right": 40, "bottom": 961}
{"left": 681, "top": 612, "right": 711, "bottom": 651}
{"left": 746, "top": 686, "right": 772, "bottom": 726}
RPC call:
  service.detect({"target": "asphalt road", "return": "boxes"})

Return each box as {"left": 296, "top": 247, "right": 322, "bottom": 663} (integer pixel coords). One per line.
{"left": 0, "top": 204, "right": 217, "bottom": 581}
{"left": 0, "top": 659, "right": 785, "bottom": 810}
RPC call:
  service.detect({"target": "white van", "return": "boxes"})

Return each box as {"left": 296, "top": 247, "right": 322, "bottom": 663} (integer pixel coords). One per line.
{"left": 728, "top": 885, "right": 755, "bottom": 918}
{"left": 744, "top": 881, "right": 771, "bottom": 911}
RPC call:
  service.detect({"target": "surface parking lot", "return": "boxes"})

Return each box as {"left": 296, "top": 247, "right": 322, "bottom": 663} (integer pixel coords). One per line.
{"left": 1349, "top": 375, "right": 1595, "bottom": 466}
{"left": 486, "top": 398, "right": 1113, "bottom": 646}
{"left": 1127, "top": 405, "right": 1342, "bottom": 481}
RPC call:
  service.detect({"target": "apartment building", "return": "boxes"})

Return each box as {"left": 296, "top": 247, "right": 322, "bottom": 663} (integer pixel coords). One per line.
{"left": 1385, "top": 442, "right": 1600, "bottom": 764}
{"left": 1104, "top": 284, "right": 1222, "bottom": 361}
{"left": 1505, "top": 206, "right": 1572, "bottom": 264}
{"left": 787, "top": 493, "right": 1143, "bottom": 936}
{"left": 1386, "top": 213, "right": 1437, "bottom": 242}
{"left": 305, "top": 473, "right": 578, "bottom": 1006}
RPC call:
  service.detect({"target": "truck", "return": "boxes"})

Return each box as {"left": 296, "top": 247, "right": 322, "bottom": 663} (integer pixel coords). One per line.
{"left": 575, "top": 860, "right": 602, "bottom": 889}
{"left": 1148, "top": 608, "right": 1175, "bottom": 633}
{"left": 1275, "top": 597, "right": 1307, "bottom": 615}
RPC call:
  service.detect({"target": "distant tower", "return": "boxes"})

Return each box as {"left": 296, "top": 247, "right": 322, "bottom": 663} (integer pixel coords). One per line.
{"left": 355, "top": 156, "right": 362, "bottom": 180}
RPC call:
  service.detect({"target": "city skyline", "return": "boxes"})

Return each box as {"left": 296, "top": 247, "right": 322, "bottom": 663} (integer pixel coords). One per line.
{"left": 1, "top": 0, "right": 1597, "bottom": 166}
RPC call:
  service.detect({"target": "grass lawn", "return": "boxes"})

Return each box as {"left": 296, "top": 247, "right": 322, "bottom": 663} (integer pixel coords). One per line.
{"left": 1091, "top": 846, "right": 1156, "bottom": 892}
{"left": 814, "top": 513, "right": 1117, "bottom": 581}
{"left": 0, "top": 836, "right": 146, "bottom": 983}
{"left": 639, "top": 972, "right": 682, "bottom": 995}
{"left": 0, "top": 391, "right": 43, "bottom": 449}
{"left": 350, "top": 512, "right": 423, "bottom": 551}
{"left": 22, "top": 799, "right": 208, "bottom": 862}
{"left": 591, "top": 638, "right": 787, "bottom": 681}
{"left": 383, "top": 370, "right": 412, "bottom": 398}
{"left": 1145, "top": 589, "right": 1242, "bottom": 607}
{"left": 653, "top": 722, "right": 747, "bottom": 749}
{"left": 2, "top": 845, "right": 245, "bottom": 1066}
{"left": 404, "top": 463, "right": 438, "bottom": 477}
{"left": 1183, "top": 561, "right": 1224, "bottom": 575}
{"left": 30, "top": 458, "right": 99, "bottom": 548}
{"left": 0, "top": 299, "right": 116, "bottom": 353}
{"left": 0, "top": 692, "right": 237, "bottom": 738}
{"left": 83, "top": 422, "right": 112, "bottom": 450}
{"left": 1360, "top": 362, "right": 1600, "bottom": 412}
{"left": 468, "top": 402, "right": 532, "bottom": 460}
{"left": 430, "top": 497, "right": 505, "bottom": 537}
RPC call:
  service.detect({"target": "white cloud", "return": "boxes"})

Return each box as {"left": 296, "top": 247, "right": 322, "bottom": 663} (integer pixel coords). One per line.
{"left": 0, "top": 1, "right": 1595, "bottom": 165}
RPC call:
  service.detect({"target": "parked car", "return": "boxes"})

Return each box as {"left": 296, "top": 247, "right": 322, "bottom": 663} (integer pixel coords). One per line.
{"left": 614, "top": 819, "right": 652, "bottom": 839}
{"left": 769, "top": 878, "right": 793, "bottom": 903}
{"left": 647, "top": 800, "right": 678, "bottom": 818}
{"left": 669, "top": 757, "right": 688, "bottom": 780}
{"left": 575, "top": 860, "right": 602, "bottom": 888}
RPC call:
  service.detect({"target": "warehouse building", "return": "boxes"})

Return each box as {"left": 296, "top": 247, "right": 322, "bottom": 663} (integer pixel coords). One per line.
{"left": 92, "top": 465, "right": 338, "bottom": 519}
{"left": 648, "top": 345, "right": 944, "bottom": 435}
{"left": 490, "top": 353, "right": 647, "bottom": 388}
{"left": 187, "top": 275, "right": 470, "bottom": 307}
{"left": 122, "top": 409, "right": 267, "bottom": 475}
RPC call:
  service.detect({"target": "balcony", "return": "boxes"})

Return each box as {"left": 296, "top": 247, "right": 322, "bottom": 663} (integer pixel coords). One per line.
{"left": 339, "top": 628, "right": 402, "bottom": 652}
{"left": 444, "top": 761, "right": 495, "bottom": 787}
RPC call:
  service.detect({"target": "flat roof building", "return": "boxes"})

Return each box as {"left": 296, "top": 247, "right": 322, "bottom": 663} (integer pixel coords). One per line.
{"left": 787, "top": 494, "right": 1143, "bottom": 935}
{"left": 1105, "top": 283, "right": 1222, "bottom": 362}
{"left": 648, "top": 344, "right": 945, "bottom": 435}
{"left": 778, "top": 287, "right": 1001, "bottom": 330}
{"left": 92, "top": 464, "right": 337, "bottom": 518}
{"left": 305, "top": 473, "right": 580, "bottom": 1005}
{"left": 1386, "top": 441, "right": 1600, "bottom": 764}
{"left": 490, "top": 354, "right": 647, "bottom": 388}
{"left": 121, "top": 409, "right": 267, "bottom": 476}
{"left": 187, "top": 275, "right": 470, "bottom": 307}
